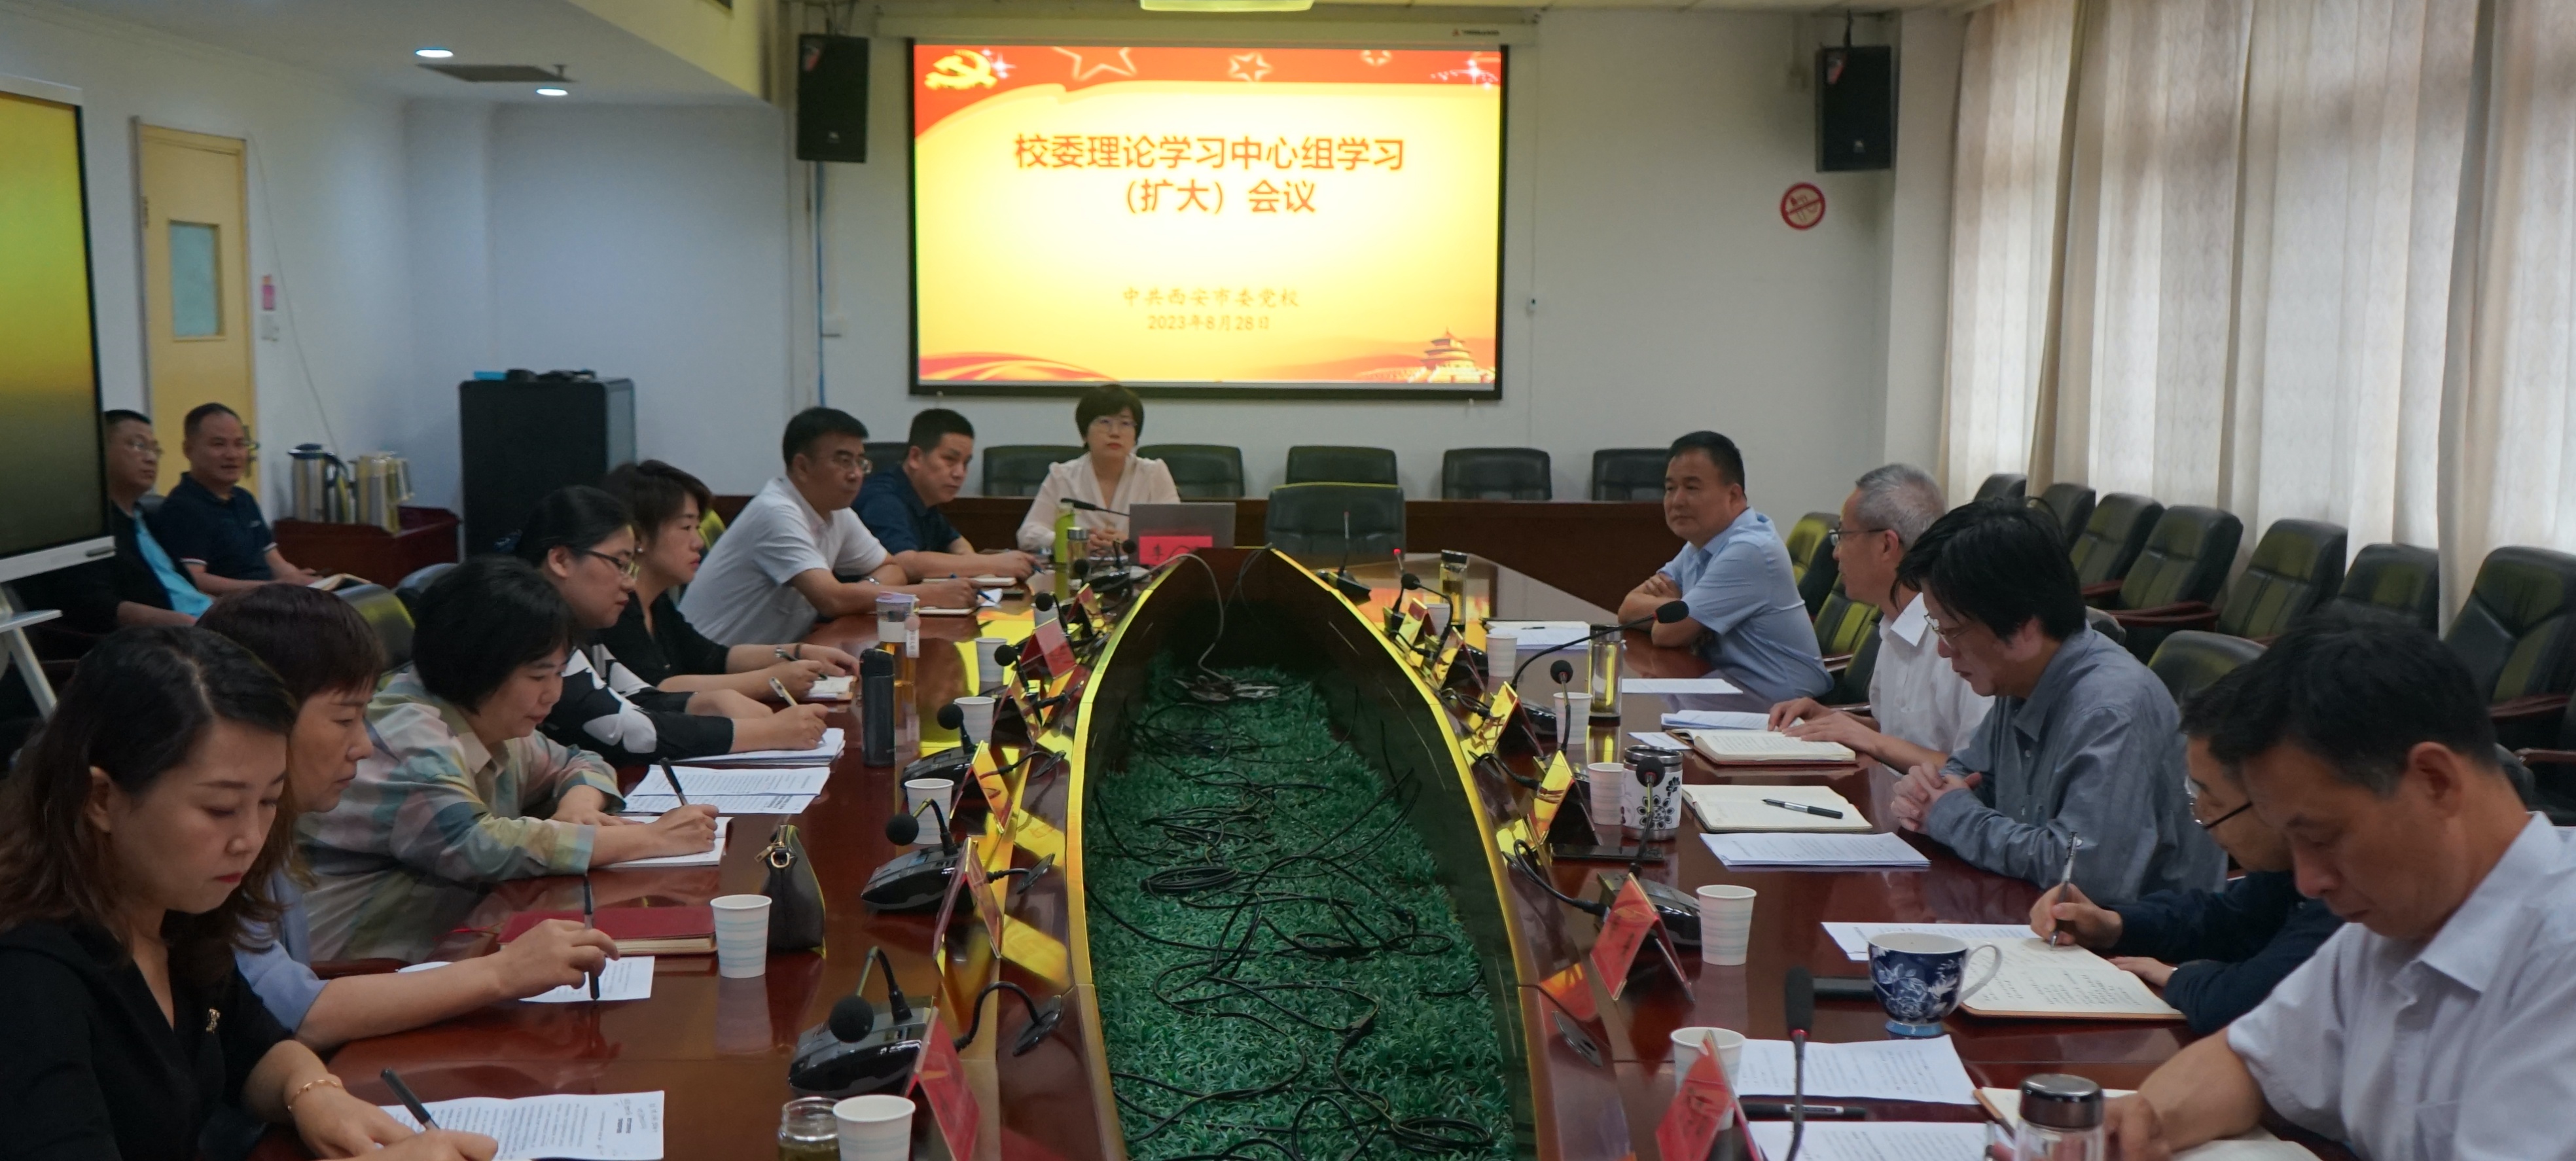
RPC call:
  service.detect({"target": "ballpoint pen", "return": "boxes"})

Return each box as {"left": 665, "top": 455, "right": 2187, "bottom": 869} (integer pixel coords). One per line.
{"left": 2048, "top": 831, "right": 2082, "bottom": 946}
{"left": 658, "top": 760, "right": 689, "bottom": 807}
{"left": 770, "top": 677, "right": 798, "bottom": 706}
{"left": 1762, "top": 798, "right": 1846, "bottom": 819}
{"left": 582, "top": 875, "right": 599, "bottom": 1000}
{"left": 381, "top": 1068, "right": 437, "bottom": 1130}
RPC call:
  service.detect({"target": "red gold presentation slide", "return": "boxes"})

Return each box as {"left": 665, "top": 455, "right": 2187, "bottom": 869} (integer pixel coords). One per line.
{"left": 910, "top": 44, "right": 1505, "bottom": 394}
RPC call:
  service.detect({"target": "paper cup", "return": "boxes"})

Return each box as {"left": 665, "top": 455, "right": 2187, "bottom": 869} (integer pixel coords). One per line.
{"left": 1552, "top": 692, "right": 1579, "bottom": 751}
{"left": 975, "top": 637, "right": 1007, "bottom": 690}
{"left": 1695, "top": 884, "right": 1757, "bottom": 966}
{"left": 1427, "top": 603, "right": 1453, "bottom": 638}
{"left": 834, "top": 1093, "right": 916, "bottom": 1161}
{"left": 1484, "top": 632, "right": 1518, "bottom": 677}
{"left": 954, "top": 696, "right": 996, "bottom": 745}
{"left": 711, "top": 893, "right": 771, "bottom": 979}
{"left": 1671, "top": 1027, "right": 1747, "bottom": 1087}
{"left": 903, "top": 778, "right": 957, "bottom": 846}
{"left": 1585, "top": 762, "right": 1629, "bottom": 832}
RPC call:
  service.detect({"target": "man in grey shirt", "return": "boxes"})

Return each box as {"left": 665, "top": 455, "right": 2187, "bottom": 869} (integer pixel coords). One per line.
{"left": 1886, "top": 501, "right": 2223, "bottom": 904}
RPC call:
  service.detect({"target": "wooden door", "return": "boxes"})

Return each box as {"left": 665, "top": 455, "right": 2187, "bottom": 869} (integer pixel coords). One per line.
{"left": 136, "top": 124, "right": 254, "bottom": 493}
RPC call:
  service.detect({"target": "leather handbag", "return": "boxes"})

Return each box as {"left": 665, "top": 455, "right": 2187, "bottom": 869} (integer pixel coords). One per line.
{"left": 762, "top": 823, "right": 827, "bottom": 951}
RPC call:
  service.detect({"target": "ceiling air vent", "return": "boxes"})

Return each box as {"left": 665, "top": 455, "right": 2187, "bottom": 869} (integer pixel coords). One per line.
{"left": 421, "top": 64, "right": 570, "bottom": 83}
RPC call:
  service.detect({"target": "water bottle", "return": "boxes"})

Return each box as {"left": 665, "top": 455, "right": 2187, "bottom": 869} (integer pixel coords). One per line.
{"left": 2012, "top": 1074, "right": 2105, "bottom": 1161}
{"left": 1624, "top": 746, "right": 1683, "bottom": 841}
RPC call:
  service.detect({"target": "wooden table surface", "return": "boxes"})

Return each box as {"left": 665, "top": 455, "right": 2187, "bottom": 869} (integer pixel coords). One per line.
{"left": 289, "top": 552, "right": 2346, "bottom": 1160}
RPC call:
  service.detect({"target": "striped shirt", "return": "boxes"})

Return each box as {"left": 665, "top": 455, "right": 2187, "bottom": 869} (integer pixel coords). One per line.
{"left": 298, "top": 668, "right": 623, "bottom": 961}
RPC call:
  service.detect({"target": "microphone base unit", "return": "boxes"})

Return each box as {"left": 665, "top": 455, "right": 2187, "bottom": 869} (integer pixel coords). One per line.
{"left": 787, "top": 1001, "right": 933, "bottom": 1099}
{"left": 1594, "top": 872, "right": 1703, "bottom": 949}
{"left": 861, "top": 846, "right": 959, "bottom": 912}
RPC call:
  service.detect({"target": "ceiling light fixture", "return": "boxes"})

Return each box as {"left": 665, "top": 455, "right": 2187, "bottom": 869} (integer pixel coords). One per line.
{"left": 414, "top": 47, "right": 454, "bottom": 59}
{"left": 535, "top": 86, "right": 569, "bottom": 97}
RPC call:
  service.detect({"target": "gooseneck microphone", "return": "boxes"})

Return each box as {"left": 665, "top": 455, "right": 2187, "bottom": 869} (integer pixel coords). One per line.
{"left": 1062, "top": 498, "right": 1128, "bottom": 517}
{"left": 790, "top": 946, "right": 931, "bottom": 1098}
{"left": 1550, "top": 658, "right": 1575, "bottom": 687}
{"left": 1784, "top": 966, "right": 1816, "bottom": 1161}
{"left": 829, "top": 946, "right": 912, "bottom": 1042}
{"left": 863, "top": 798, "right": 961, "bottom": 911}
{"left": 1510, "top": 599, "right": 1689, "bottom": 688}
{"left": 885, "top": 798, "right": 957, "bottom": 855}
{"left": 947, "top": 980, "right": 1067, "bottom": 1056}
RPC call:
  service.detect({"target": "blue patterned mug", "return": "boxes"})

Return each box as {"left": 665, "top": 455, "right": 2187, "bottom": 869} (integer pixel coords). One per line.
{"left": 1867, "top": 932, "right": 2003, "bottom": 1037}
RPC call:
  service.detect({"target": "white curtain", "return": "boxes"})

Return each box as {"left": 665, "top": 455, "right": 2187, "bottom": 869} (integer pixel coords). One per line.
{"left": 2050, "top": 0, "right": 2254, "bottom": 507}
{"left": 2452, "top": 0, "right": 2576, "bottom": 601}
{"left": 2225, "top": 0, "right": 2478, "bottom": 561}
{"left": 1939, "top": 0, "right": 2079, "bottom": 504}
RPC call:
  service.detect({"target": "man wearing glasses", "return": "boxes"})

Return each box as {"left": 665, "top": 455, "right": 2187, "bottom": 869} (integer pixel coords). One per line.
{"left": 147, "top": 401, "right": 319, "bottom": 592}
{"left": 2025, "top": 667, "right": 2342, "bottom": 1032}
{"left": 1885, "top": 500, "right": 2223, "bottom": 904}
{"left": 681, "top": 408, "right": 973, "bottom": 647}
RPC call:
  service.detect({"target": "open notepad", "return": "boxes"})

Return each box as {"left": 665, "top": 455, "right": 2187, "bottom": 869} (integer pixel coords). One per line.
{"left": 381, "top": 1092, "right": 664, "bottom": 1160}
{"left": 622, "top": 766, "right": 829, "bottom": 816}
{"left": 1686, "top": 728, "right": 1855, "bottom": 765}
{"left": 708, "top": 728, "right": 844, "bottom": 765}
{"left": 1823, "top": 923, "right": 2181, "bottom": 1018}
{"left": 598, "top": 817, "right": 729, "bottom": 869}
{"left": 1681, "top": 784, "right": 1872, "bottom": 832}
{"left": 1979, "top": 1088, "right": 2314, "bottom": 1158}
{"left": 1745, "top": 1122, "right": 1990, "bottom": 1161}
{"left": 1704, "top": 831, "right": 1929, "bottom": 868}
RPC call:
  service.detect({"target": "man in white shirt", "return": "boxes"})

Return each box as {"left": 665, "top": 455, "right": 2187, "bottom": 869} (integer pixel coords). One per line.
{"left": 680, "top": 408, "right": 973, "bottom": 646}
{"left": 2106, "top": 608, "right": 2576, "bottom": 1161}
{"left": 1766, "top": 463, "right": 1992, "bottom": 772}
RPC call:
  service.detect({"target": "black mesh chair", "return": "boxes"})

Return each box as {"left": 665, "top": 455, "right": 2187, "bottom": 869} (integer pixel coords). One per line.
{"left": 1264, "top": 484, "right": 1404, "bottom": 564}
{"left": 335, "top": 583, "right": 416, "bottom": 670}
{"left": 865, "top": 441, "right": 912, "bottom": 475}
{"left": 2103, "top": 506, "right": 2244, "bottom": 660}
{"left": 981, "top": 445, "right": 1083, "bottom": 498}
{"left": 2145, "top": 631, "right": 2264, "bottom": 707}
{"left": 2069, "top": 493, "right": 2166, "bottom": 598}
{"left": 2446, "top": 546, "right": 2576, "bottom": 749}
{"left": 2034, "top": 483, "right": 2096, "bottom": 548}
{"left": 1591, "top": 449, "right": 1667, "bottom": 501}
{"left": 394, "top": 562, "right": 456, "bottom": 616}
{"left": 1283, "top": 445, "right": 1399, "bottom": 488}
{"left": 1440, "top": 448, "right": 1551, "bottom": 501}
{"left": 1137, "top": 444, "right": 1245, "bottom": 500}
{"left": 2329, "top": 543, "right": 2441, "bottom": 634}
{"left": 1974, "top": 473, "right": 2028, "bottom": 503}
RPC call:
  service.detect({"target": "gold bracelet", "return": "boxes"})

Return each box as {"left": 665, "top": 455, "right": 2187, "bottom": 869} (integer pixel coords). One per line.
{"left": 284, "top": 1073, "right": 344, "bottom": 1113}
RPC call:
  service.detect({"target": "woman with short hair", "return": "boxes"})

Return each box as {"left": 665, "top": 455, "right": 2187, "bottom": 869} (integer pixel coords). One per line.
{"left": 1014, "top": 382, "right": 1182, "bottom": 556}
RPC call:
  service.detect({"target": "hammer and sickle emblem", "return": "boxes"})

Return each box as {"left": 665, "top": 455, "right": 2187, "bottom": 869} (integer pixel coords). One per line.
{"left": 925, "top": 50, "right": 997, "bottom": 91}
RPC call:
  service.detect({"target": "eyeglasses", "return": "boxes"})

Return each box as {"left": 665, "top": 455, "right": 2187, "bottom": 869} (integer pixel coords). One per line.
{"left": 1087, "top": 415, "right": 1137, "bottom": 434}
{"left": 2184, "top": 779, "right": 2253, "bottom": 830}
{"left": 578, "top": 548, "right": 641, "bottom": 579}
{"left": 1922, "top": 613, "right": 1974, "bottom": 645}
{"left": 117, "top": 438, "right": 164, "bottom": 456}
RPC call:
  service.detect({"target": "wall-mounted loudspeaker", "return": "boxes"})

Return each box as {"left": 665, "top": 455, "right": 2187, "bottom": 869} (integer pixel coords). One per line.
{"left": 798, "top": 34, "right": 869, "bottom": 164}
{"left": 1815, "top": 45, "right": 1893, "bottom": 172}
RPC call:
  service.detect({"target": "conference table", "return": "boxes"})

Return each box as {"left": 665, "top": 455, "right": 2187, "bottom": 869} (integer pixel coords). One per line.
{"left": 295, "top": 550, "right": 2346, "bottom": 1160}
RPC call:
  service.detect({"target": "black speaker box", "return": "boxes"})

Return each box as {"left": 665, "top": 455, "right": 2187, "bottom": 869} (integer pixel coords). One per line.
{"left": 457, "top": 378, "right": 635, "bottom": 555}
{"left": 1816, "top": 45, "right": 1893, "bottom": 172}
{"left": 798, "top": 34, "right": 869, "bottom": 164}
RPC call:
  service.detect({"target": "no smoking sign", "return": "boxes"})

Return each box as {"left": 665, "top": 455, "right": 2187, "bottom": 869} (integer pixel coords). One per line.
{"left": 1780, "top": 183, "right": 1826, "bottom": 230}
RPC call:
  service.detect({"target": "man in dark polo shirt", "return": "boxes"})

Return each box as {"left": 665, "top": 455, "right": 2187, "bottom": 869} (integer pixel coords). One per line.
{"left": 147, "top": 402, "right": 317, "bottom": 593}
{"left": 853, "top": 408, "right": 1037, "bottom": 582}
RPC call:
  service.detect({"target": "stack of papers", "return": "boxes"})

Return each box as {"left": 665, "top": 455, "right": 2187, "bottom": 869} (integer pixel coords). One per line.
{"left": 1689, "top": 730, "right": 1855, "bottom": 764}
{"left": 1628, "top": 731, "right": 1690, "bottom": 751}
{"left": 599, "top": 817, "right": 730, "bottom": 868}
{"left": 1979, "top": 1088, "right": 2313, "bottom": 1158}
{"left": 711, "top": 728, "right": 844, "bottom": 765}
{"left": 1733, "top": 1036, "right": 1979, "bottom": 1104}
{"left": 623, "top": 766, "right": 828, "bottom": 815}
{"left": 1623, "top": 677, "right": 1744, "bottom": 695}
{"left": 806, "top": 676, "right": 852, "bottom": 701}
{"left": 1484, "top": 620, "right": 1590, "bottom": 651}
{"left": 396, "top": 957, "right": 656, "bottom": 1003}
{"left": 1662, "top": 709, "right": 1768, "bottom": 730}
{"left": 1703, "top": 831, "right": 1929, "bottom": 868}
{"left": 1745, "top": 1122, "right": 1990, "bottom": 1160}
{"left": 381, "top": 1092, "right": 664, "bottom": 1160}
{"left": 1681, "top": 785, "right": 1871, "bottom": 832}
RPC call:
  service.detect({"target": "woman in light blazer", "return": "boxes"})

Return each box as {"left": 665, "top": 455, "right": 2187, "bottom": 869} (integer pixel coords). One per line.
{"left": 1015, "top": 383, "right": 1181, "bottom": 555}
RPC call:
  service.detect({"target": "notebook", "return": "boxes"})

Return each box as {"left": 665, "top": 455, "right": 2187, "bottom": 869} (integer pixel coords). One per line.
{"left": 1685, "top": 728, "right": 1855, "bottom": 765}
{"left": 500, "top": 906, "right": 715, "bottom": 956}
{"left": 1978, "top": 1088, "right": 2314, "bottom": 1158}
{"left": 1681, "top": 784, "right": 1872, "bottom": 832}
{"left": 1953, "top": 937, "right": 2183, "bottom": 1020}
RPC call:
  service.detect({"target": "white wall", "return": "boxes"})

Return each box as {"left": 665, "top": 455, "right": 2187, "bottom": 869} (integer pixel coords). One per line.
{"left": 0, "top": 0, "right": 417, "bottom": 513}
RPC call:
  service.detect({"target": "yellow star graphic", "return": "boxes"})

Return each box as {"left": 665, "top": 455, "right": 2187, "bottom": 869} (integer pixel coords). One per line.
{"left": 1052, "top": 45, "right": 1138, "bottom": 81}
{"left": 1227, "top": 52, "right": 1272, "bottom": 82}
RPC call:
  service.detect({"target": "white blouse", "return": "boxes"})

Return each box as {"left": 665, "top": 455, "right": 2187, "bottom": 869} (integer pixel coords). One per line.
{"left": 1014, "top": 453, "right": 1182, "bottom": 554}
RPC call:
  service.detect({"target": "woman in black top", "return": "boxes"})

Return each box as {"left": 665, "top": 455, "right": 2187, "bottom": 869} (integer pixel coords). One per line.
{"left": 515, "top": 486, "right": 832, "bottom": 764}
{"left": 0, "top": 627, "right": 492, "bottom": 1160}
{"left": 598, "top": 460, "right": 859, "bottom": 696}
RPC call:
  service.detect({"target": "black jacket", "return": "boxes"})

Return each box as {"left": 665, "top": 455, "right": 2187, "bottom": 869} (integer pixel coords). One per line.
{"left": 21, "top": 505, "right": 173, "bottom": 634}
{"left": 2110, "top": 869, "right": 2345, "bottom": 1033}
{"left": 594, "top": 592, "right": 732, "bottom": 687}
{"left": 537, "top": 635, "right": 733, "bottom": 768}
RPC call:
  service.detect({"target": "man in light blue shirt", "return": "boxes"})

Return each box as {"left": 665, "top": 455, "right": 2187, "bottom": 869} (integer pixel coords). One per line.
{"left": 1615, "top": 431, "right": 1829, "bottom": 704}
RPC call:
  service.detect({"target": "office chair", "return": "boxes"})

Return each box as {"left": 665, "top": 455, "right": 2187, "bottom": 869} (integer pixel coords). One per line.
{"left": 1440, "top": 448, "right": 1551, "bottom": 501}
{"left": 2513, "top": 696, "right": 2576, "bottom": 823}
{"left": 980, "top": 445, "right": 1083, "bottom": 499}
{"left": 1264, "top": 483, "right": 1405, "bottom": 564}
{"left": 1973, "top": 472, "right": 2028, "bottom": 503}
{"left": 2145, "top": 631, "right": 2264, "bottom": 708}
{"left": 2102, "top": 506, "right": 2244, "bottom": 660}
{"left": 1590, "top": 449, "right": 1667, "bottom": 501}
{"left": 1283, "top": 445, "right": 1400, "bottom": 488}
{"left": 1785, "top": 513, "right": 1840, "bottom": 617}
{"left": 334, "top": 583, "right": 416, "bottom": 670}
{"left": 395, "top": 562, "right": 456, "bottom": 616}
{"left": 2084, "top": 606, "right": 2127, "bottom": 647}
{"left": 2446, "top": 546, "right": 2576, "bottom": 750}
{"left": 864, "top": 441, "right": 912, "bottom": 474}
{"left": 1136, "top": 444, "right": 1245, "bottom": 500}
{"left": 1812, "top": 582, "right": 1883, "bottom": 706}
{"left": 2117, "top": 520, "right": 2346, "bottom": 645}
{"left": 2034, "top": 483, "right": 2095, "bottom": 549}
{"left": 2068, "top": 493, "right": 2166, "bottom": 598}
{"left": 2329, "top": 543, "right": 2442, "bottom": 634}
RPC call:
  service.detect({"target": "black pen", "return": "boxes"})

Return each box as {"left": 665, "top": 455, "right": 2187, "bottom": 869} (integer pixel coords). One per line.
{"left": 1762, "top": 798, "right": 1846, "bottom": 820}
{"left": 581, "top": 876, "right": 599, "bottom": 1000}
{"left": 658, "top": 760, "right": 689, "bottom": 807}
{"left": 381, "top": 1067, "right": 437, "bottom": 1130}
{"left": 1742, "top": 1100, "right": 1868, "bottom": 1120}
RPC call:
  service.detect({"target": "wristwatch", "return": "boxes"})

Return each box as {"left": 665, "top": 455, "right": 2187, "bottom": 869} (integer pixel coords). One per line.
{"left": 774, "top": 645, "right": 803, "bottom": 662}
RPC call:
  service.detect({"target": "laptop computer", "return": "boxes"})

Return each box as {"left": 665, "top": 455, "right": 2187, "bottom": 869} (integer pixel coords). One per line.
{"left": 1131, "top": 502, "right": 1237, "bottom": 565}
